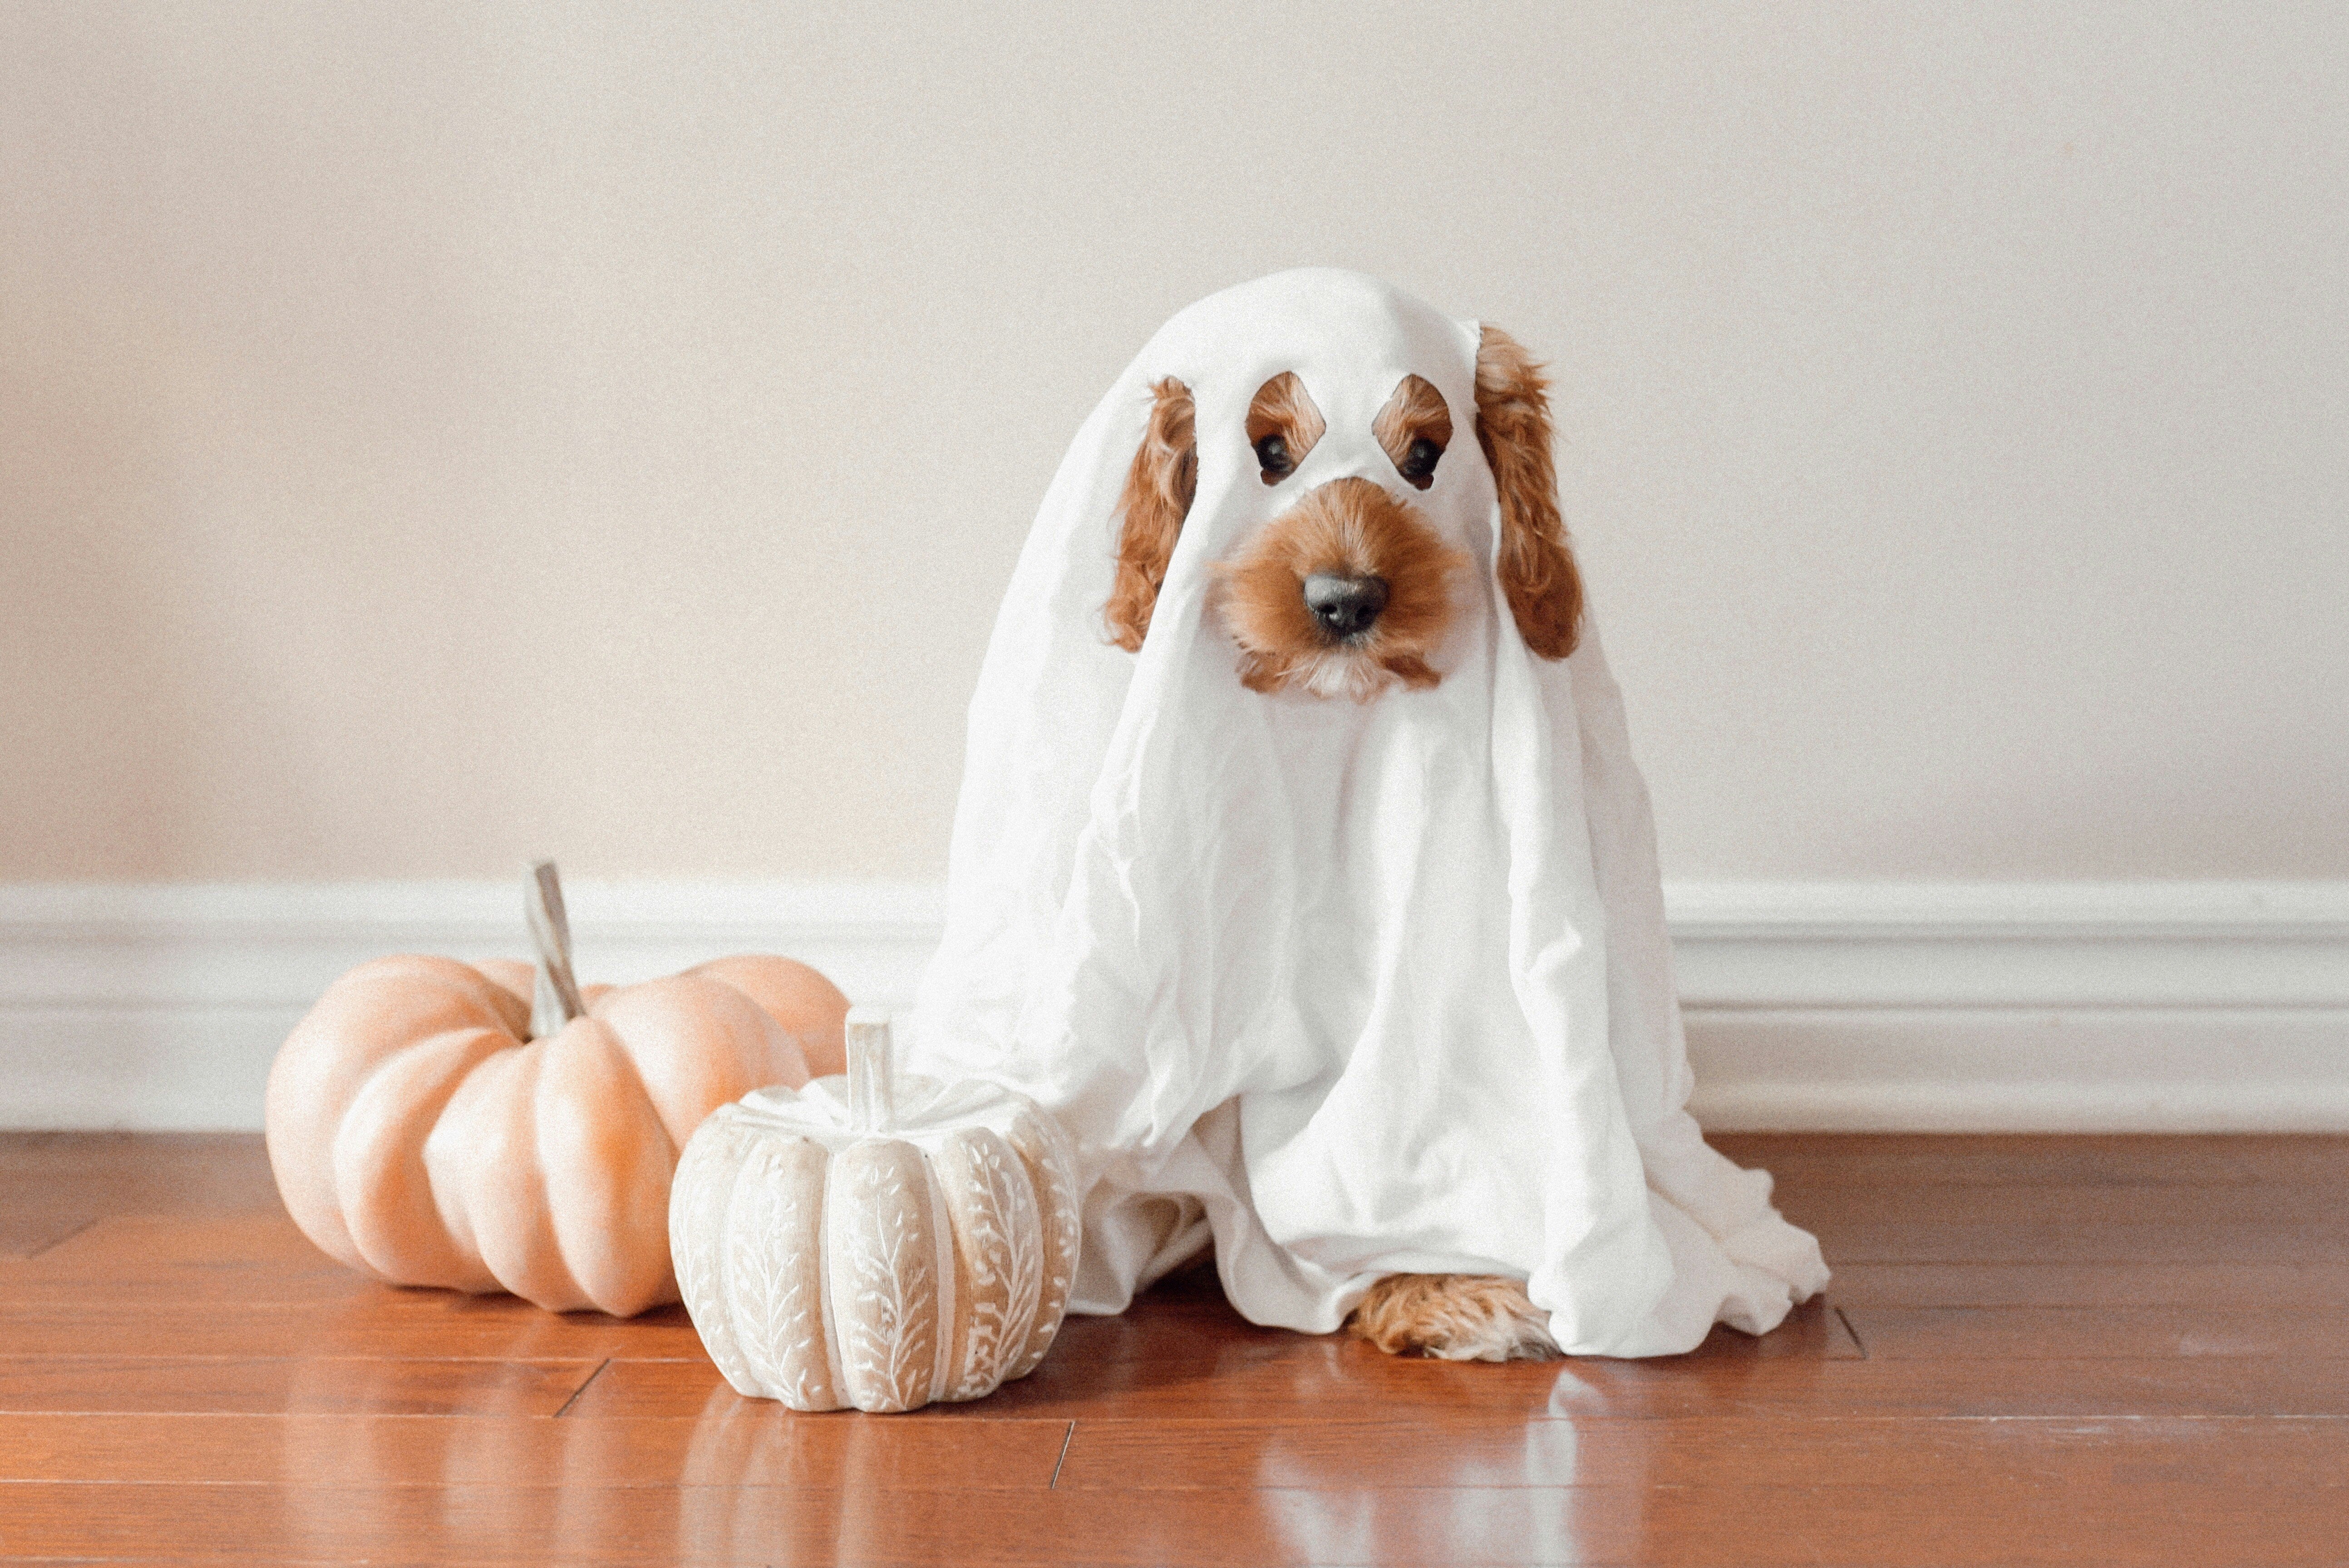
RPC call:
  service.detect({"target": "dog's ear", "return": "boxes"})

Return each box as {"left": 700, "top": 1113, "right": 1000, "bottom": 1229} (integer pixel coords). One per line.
{"left": 1104, "top": 377, "right": 1197, "bottom": 652}
{"left": 1475, "top": 326, "right": 1582, "bottom": 660}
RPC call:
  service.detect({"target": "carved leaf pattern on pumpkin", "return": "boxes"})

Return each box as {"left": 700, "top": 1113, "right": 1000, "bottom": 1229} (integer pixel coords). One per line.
{"left": 832, "top": 1142, "right": 937, "bottom": 1413}
{"left": 669, "top": 1122, "right": 758, "bottom": 1397}
{"left": 727, "top": 1136, "right": 835, "bottom": 1411}
{"left": 1006, "top": 1112, "right": 1082, "bottom": 1378}
{"left": 938, "top": 1128, "right": 1044, "bottom": 1401}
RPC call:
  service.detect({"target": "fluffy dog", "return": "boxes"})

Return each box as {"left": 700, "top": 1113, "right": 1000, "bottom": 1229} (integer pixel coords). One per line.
{"left": 1098, "top": 326, "right": 1586, "bottom": 1361}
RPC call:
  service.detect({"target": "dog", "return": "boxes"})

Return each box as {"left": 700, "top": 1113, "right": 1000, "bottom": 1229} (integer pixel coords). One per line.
{"left": 1095, "top": 325, "right": 1585, "bottom": 1361}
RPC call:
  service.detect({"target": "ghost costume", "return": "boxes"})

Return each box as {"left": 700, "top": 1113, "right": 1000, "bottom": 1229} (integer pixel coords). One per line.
{"left": 910, "top": 270, "right": 1827, "bottom": 1356}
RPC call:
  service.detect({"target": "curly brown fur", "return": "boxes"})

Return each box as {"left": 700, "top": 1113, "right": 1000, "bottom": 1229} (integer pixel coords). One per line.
{"left": 1246, "top": 372, "right": 1325, "bottom": 483}
{"left": 1346, "top": 1273, "right": 1562, "bottom": 1362}
{"left": 1476, "top": 326, "right": 1583, "bottom": 659}
{"left": 1104, "top": 377, "right": 1197, "bottom": 652}
{"left": 1372, "top": 374, "right": 1453, "bottom": 490}
{"left": 1213, "top": 477, "right": 1464, "bottom": 700}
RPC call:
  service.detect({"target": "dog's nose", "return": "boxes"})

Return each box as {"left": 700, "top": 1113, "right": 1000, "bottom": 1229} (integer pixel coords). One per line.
{"left": 1303, "top": 572, "right": 1390, "bottom": 639}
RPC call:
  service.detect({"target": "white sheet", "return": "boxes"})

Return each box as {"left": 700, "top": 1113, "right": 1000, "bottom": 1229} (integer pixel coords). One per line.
{"left": 909, "top": 269, "right": 1827, "bottom": 1355}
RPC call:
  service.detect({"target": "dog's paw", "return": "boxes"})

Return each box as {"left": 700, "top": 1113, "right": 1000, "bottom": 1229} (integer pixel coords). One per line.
{"left": 1345, "top": 1273, "right": 1562, "bottom": 1362}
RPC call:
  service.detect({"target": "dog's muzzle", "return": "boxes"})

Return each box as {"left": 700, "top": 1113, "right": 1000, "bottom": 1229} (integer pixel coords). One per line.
{"left": 1214, "top": 475, "right": 1466, "bottom": 699}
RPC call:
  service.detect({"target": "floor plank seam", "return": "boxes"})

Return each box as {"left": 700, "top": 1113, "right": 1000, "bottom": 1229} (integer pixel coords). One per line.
{"left": 18, "top": 1217, "right": 99, "bottom": 1261}
{"left": 550, "top": 1358, "right": 609, "bottom": 1418}
{"left": 1833, "top": 1305, "right": 1867, "bottom": 1358}
{"left": 1049, "top": 1420, "right": 1074, "bottom": 1488}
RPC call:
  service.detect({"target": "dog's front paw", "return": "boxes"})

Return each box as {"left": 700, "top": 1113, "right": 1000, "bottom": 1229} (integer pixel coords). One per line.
{"left": 1345, "top": 1273, "right": 1562, "bottom": 1362}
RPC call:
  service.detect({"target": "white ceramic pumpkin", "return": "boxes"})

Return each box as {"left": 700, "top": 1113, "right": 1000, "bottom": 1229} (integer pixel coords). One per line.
{"left": 668, "top": 1009, "right": 1081, "bottom": 1412}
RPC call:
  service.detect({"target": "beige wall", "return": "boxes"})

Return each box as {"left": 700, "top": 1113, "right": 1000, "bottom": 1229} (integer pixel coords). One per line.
{"left": 6, "top": 2, "right": 2345, "bottom": 884}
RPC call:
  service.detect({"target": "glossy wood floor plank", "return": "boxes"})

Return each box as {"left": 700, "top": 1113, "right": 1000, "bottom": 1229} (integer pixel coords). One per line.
{"left": 0, "top": 1213, "right": 708, "bottom": 1356}
{"left": 0, "top": 1355, "right": 598, "bottom": 1416}
{"left": 0, "top": 1298, "right": 707, "bottom": 1360}
{"left": 1842, "top": 1304, "right": 2349, "bottom": 1358}
{"left": 0, "top": 1212, "right": 374, "bottom": 1304}
{"left": 0, "top": 1477, "right": 2340, "bottom": 1567}
{"left": 1825, "top": 1260, "right": 2349, "bottom": 1307}
{"left": 557, "top": 1298, "right": 1854, "bottom": 1422}
{"left": 0, "top": 1132, "right": 278, "bottom": 1258}
{"left": 1780, "top": 1183, "right": 2349, "bottom": 1263}
{"left": 1715, "top": 1132, "right": 2349, "bottom": 1189}
{"left": 570, "top": 1346, "right": 2349, "bottom": 1422}
{"left": 1053, "top": 1412, "right": 2349, "bottom": 1491}
{"left": 0, "top": 1411, "right": 1071, "bottom": 1488}
{"left": 1799, "top": 1182, "right": 2347, "bottom": 1225}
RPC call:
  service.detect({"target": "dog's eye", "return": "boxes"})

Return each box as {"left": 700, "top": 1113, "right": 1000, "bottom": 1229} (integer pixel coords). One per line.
{"left": 1398, "top": 437, "right": 1444, "bottom": 486}
{"left": 1248, "top": 374, "right": 1324, "bottom": 486}
{"left": 1374, "top": 375, "right": 1452, "bottom": 491}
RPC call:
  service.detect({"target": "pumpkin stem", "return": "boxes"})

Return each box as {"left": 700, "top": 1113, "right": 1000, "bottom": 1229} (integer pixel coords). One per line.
{"left": 845, "top": 1007, "right": 896, "bottom": 1133}
{"left": 526, "top": 859, "right": 588, "bottom": 1039}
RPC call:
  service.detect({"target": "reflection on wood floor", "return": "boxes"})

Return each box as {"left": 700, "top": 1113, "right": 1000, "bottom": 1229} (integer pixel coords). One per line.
{"left": 3, "top": 1131, "right": 2346, "bottom": 1564}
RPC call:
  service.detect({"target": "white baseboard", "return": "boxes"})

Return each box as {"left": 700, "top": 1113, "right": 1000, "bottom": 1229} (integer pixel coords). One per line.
{"left": 0, "top": 881, "right": 943, "bottom": 1133}
{"left": 1669, "top": 881, "right": 2349, "bottom": 1132}
{"left": 4, "top": 880, "right": 2344, "bottom": 1133}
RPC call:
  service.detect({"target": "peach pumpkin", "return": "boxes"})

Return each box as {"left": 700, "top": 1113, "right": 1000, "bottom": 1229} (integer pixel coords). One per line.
{"left": 265, "top": 863, "right": 849, "bottom": 1316}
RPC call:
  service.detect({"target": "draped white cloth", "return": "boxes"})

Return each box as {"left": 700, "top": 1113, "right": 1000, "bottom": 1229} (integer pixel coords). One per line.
{"left": 909, "top": 270, "right": 1827, "bottom": 1355}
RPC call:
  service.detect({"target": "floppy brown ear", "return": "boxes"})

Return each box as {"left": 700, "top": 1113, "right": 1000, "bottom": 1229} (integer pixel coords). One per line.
{"left": 1103, "top": 377, "right": 1197, "bottom": 652}
{"left": 1475, "top": 326, "right": 1582, "bottom": 660}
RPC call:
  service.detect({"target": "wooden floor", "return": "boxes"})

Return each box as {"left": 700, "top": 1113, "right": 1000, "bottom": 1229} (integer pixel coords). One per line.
{"left": 2, "top": 1134, "right": 2346, "bottom": 1565}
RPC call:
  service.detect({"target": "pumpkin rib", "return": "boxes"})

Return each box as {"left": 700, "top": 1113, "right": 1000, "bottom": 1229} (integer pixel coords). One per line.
{"left": 333, "top": 1024, "right": 511, "bottom": 1292}
{"left": 672, "top": 1120, "right": 761, "bottom": 1398}
{"left": 427, "top": 1042, "right": 585, "bottom": 1310}
{"left": 722, "top": 1131, "right": 839, "bottom": 1410}
{"left": 1004, "top": 1107, "right": 1082, "bottom": 1379}
{"left": 931, "top": 1126, "right": 1044, "bottom": 1402}
{"left": 920, "top": 1137, "right": 959, "bottom": 1406}
{"left": 535, "top": 1017, "right": 681, "bottom": 1317}
{"left": 823, "top": 1138, "right": 944, "bottom": 1415}
{"left": 594, "top": 975, "right": 805, "bottom": 1151}
{"left": 688, "top": 956, "right": 850, "bottom": 1080}
{"left": 267, "top": 955, "right": 517, "bottom": 1269}
{"left": 467, "top": 958, "right": 535, "bottom": 1011}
